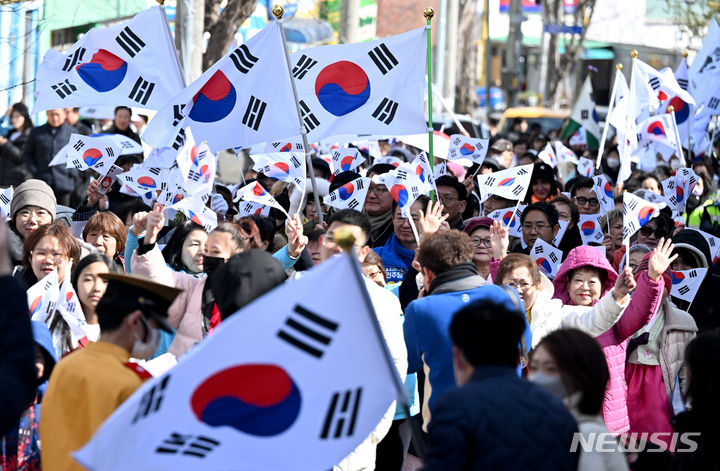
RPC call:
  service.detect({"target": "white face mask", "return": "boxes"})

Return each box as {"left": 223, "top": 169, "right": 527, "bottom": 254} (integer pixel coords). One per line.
{"left": 528, "top": 371, "right": 567, "bottom": 399}
{"left": 130, "top": 315, "right": 160, "bottom": 359}
{"left": 606, "top": 157, "right": 620, "bottom": 169}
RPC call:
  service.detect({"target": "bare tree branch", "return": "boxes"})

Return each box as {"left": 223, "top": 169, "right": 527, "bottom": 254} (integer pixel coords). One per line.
{"left": 202, "top": 0, "right": 257, "bottom": 71}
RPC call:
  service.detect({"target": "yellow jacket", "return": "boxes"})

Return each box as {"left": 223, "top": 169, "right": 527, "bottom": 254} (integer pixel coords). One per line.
{"left": 39, "top": 341, "right": 149, "bottom": 471}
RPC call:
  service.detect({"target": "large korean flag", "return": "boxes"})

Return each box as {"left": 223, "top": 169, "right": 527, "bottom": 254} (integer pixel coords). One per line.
{"left": 33, "top": 6, "right": 183, "bottom": 113}
{"left": 74, "top": 255, "right": 402, "bottom": 471}
{"left": 290, "top": 27, "right": 427, "bottom": 143}
{"left": 143, "top": 21, "right": 300, "bottom": 153}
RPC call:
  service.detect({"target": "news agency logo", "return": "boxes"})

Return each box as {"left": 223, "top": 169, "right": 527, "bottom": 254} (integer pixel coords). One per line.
{"left": 570, "top": 432, "right": 700, "bottom": 454}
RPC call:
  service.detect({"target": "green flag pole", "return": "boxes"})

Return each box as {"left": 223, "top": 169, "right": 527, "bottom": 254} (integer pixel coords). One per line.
{"left": 424, "top": 7, "right": 435, "bottom": 202}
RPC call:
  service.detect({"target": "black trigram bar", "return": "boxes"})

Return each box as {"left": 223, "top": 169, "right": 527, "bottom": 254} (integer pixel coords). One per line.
{"left": 229, "top": 44, "right": 259, "bottom": 74}
{"left": 627, "top": 198, "right": 638, "bottom": 211}
{"left": 689, "top": 270, "right": 697, "bottom": 278}
{"left": 356, "top": 179, "right": 365, "bottom": 189}
{"left": 372, "top": 98, "right": 398, "bottom": 125}
{"left": 172, "top": 128, "right": 186, "bottom": 151}
{"left": 348, "top": 199, "right": 360, "bottom": 210}
{"left": 172, "top": 104, "right": 186, "bottom": 127}
{"left": 320, "top": 388, "right": 363, "bottom": 439}
{"left": 73, "top": 140, "right": 85, "bottom": 152}
{"left": 512, "top": 185, "right": 524, "bottom": 196}
{"left": 648, "top": 76, "right": 660, "bottom": 91}
{"left": 63, "top": 47, "right": 86, "bottom": 71}
{"left": 290, "top": 155, "right": 302, "bottom": 168}
{"left": 0, "top": 193, "right": 10, "bottom": 205}
{"left": 535, "top": 245, "right": 544, "bottom": 254}
{"left": 708, "top": 97, "right": 720, "bottom": 110}
{"left": 549, "top": 252, "right": 559, "bottom": 263}
{"left": 277, "top": 305, "right": 338, "bottom": 359}
{"left": 368, "top": 43, "right": 398, "bottom": 75}
{"left": 115, "top": 26, "right": 146, "bottom": 58}
{"left": 484, "top": 176, "right": 496, "bottom": 186}
{"left": 299, "top": 100, "right": 320, "bottom": 133}
{"left": 156, "top": 433, "right": 220, "bottom": 458}
{"left": 71, "top": 158, "right": 81, "bottom": 167}
{"left": 292, "top": 54, "right": 318, "bottom": 79}
{"left": 517, "top": 168, "right": 529, "bottom": 175}
{"left": 51, "top": 79, "right": 77, "bottom": 99}
{"left": 148, "top": 167, "right": 161, "bottom": 176}
{"left": 128, "top": 77, "right": 155, "bottom": 106}
{"left": 105, "top": 147, "right": 115, "bottom": 158}
{"left": 452, "top": 137, "right": 462, "bottom": 145}
{"left": 242, "top": 96, "right": 267, "bottom": 131}
{"left": 678, "top": 285, "right": 690, "bottom": 295}
{"left": 677, "top": 78, "right": 688, "bottom": 90}
{"left": 133, "top": 376, "right": 170, "bottom": 423}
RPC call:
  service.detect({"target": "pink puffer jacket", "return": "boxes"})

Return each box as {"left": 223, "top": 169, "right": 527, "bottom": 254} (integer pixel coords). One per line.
{"left": 553, "top": 246, "right": 662, "bottom": 434}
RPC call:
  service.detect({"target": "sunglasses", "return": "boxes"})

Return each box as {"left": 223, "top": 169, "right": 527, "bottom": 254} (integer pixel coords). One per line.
{"left": 638, "top": 226, "right": 668, "bottom": 238}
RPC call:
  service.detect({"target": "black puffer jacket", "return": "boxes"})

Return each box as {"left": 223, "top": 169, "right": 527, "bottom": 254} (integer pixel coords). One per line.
{"left": 0, "top": 128, "right": 32, "bottom": 187}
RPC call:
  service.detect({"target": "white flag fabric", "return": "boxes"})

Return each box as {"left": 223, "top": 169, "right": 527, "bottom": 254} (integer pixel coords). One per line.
{"left": 631, "top": 58, "right": 695, "bottom": 113}
{"left": 576, "top": 157, "right": 595, "bottom": 178}
{"left": 670, "top": 268, "right": 707, "bottom": 302}
{"left": 0, "top": 187, "right": 13, "bottom": 219}
{"left": 290, "top": 27, "right": 426, "bottom": 143}
{"left": 170, "top": 197, "right": 218, "bottom": 232}
{"left": 65, "top": 134, "right": 120, "bottom": 175}
{"left": 537, "top": 143, "right": 557, "bottom": 168}
{"left": 688, "top": 228, "right": 720, "bottom": 265}
{"left": 330, "top": 147, "right": 365, "bottom": 177}
{"left": 640, "top": 190, "right": 676, "bottom": 217}
{"left": 433, "top": 161, "right": 447, "bottom": 180}
{"left": 661, "top": 167, "right": 699, "bottom": 214}
{"left": 323, "top": 177, "right": 370, "bottom": 212}
{"left": 55, "top": 263, "right": 87, "bottom": 339}
{"left": 623, "top": 192, "right": 666, "bottom": 245}
{"left": 688, "top": 18, "right": 720, "bottom": 108}
{"left": 234, "top": 181, "right": 288, "bottom": 217}
{"left": 251, "top": 152, "right": 306, "bottom": 192}
{"left": 530, "top": 239, "right": 563, "bottom": 279}
{"left": 33, "top": 6, "right": 183, "bottom": 113}
{"left": 117, "top": 166, "right": 173, "bottom": 204}
{"left": 74, "top": 254, "right": 401, "bottom": 471}
{"left": 263, "top": 139, "right": 305, "bottom": 154}
{"left": 552, "top": 220, "right": 569, "bottom": 247}
{"left": 578, "top": 213, "right": 605, "bottom": 245}
{"left": 477, "top": 164, "right": 533, "bottom": 202}
{"left": 553, "top": 141, "right": 578, "bottom": 165}
{"left": 143, "top": 22, "right": 300, "bottom": 153}
{"left": 411, "top": 152, "right": 437, "bottom": 194}
{"left": 657, "top": 57, "right": 693, "bottom": 147}
{"left": 371, "top": 162, "right": 428, "bottom": 217}
{"left": 374, "top": 156, "right": 403, "bottom": 168}
{"left": 182, "top": 142, "right": 217, "bottom": 197}
{"left": 487, "top": 205, "right": 526, "bottom": 238}
{"left": 446, "top": 135, "right": 488, "bottom": 165}
{"left": 633, "top": 114, "right": 684, "bottom": 157}
{"left": 592, "top": 175, "right": 616, "bottom": 215}
{"left": 237, "top": 200, "right": 271, "bottom": 218}
{"left": 27, "top": 269, "right": 60, "bottom": 322}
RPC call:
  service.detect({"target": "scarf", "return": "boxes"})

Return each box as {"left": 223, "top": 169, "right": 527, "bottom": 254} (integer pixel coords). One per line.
{"left": 428, "top": 262, "right": 483, "bottom": 294}
{"left": 367, "top": 211, "right": 392, "bottom": 242}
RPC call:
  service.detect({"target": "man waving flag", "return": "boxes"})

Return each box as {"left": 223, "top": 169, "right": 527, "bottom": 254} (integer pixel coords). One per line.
{"left": 34, "top": 6, "right": 183, "bottom": 113}
{"left": 143, "top": 21, "right": 300, "bottom": 153}
{"left": 290, "top": 27, "right": 427, "bottom": 142}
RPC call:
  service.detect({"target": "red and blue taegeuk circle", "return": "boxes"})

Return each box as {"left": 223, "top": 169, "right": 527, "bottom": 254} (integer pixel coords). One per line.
{"left": 459, "top": 143, "right": 475, "bottom": 156}
{"left": 390, "top": 184, "right": 409, "bottom": 207}
{"left": 315, "top": 61, "right": 371, "bottom": 117}
{"left": 667, "top": 97, "right": 690, "bottom": 124}
{"left": 580, "top": 220, "right": 596, "bottom": 236}
{"left": 137, "top": 176, "right": 157, "bottom": 189}
{"left": 76, "top": 49, "right": 127, "bottom": 92}
{"left": 536, "top": 257, "right": 552, "bottom": 274}
{"left": 338, "top": 182, "right": 355, "bottom": 201}
{"left": 676, "top": 184, "right": 685, "bottom": 203}
{"left": 266, "top": 162, "right": 290, "bottom": 179}
{"left": 502, "top": 211, "right": 516, "bottom": 227}
{"left": 191, "top": 364, "right": 301, "bottom": 436}
{"left": 415, "top": 164, "right": 426, "bottom": 184}
{"left": 340, "top": 155, "right": 355, "bottom": 172}
{"left": 638, "top": 206, "right": 655, "bottom": 226}
{"left": 187, "top": 211, "right": 204, "bottom": 226}
{"left": 499, "top": 177, "right": 515, "bottom": 187}
{"left": 603, "top": 182, "right": 613, "bottom": 198}
{"left": 647, "top": 120, "right": 666, "bottom": 137}
{"left": 29, "top": 296, "right": 42, "bottom": 316}
{"left": 671, "top": 271, "right": 685, "bottom": 285}
{"left": 83, "top": 148, "right": 103, "bottom": 167}
{"left": 188, "top": 70, "right": 237, "bottom": 123}
{"left": 252, "top": 183, "right": 267, "bottom": 197}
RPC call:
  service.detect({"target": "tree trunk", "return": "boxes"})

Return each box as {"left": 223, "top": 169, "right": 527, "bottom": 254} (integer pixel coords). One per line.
{"left": 455, "top": 0, "right": 479, "bottom": 114}
{"left": 202, "top": 0, "right": 258, "bottom": 71}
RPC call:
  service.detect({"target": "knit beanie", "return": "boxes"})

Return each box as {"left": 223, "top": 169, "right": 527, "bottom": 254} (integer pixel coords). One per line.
{"left": 10, "top": 179, "right": 57, "bottom": 221}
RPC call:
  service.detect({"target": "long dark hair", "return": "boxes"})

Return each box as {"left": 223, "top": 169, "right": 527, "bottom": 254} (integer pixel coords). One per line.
{"left": 11, "top": 102, "right": 33, "bottom": 133}
{"left": 684, "top": 330, "right": 720, "bottom": 418}
{"left": 161, "top": 221, "right": 206, "bottom": 272}
{"left": 535, "top": 328, "right": 610, "bottom": 416}
{"left": 71, "top": 253, "right": 118, "bottom": 295}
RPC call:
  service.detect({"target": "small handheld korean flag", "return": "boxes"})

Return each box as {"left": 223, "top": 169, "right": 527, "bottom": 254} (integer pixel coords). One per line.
{"left": 552, "top": 220, "right": 569, "bottom": 247}
{"left": 290, "top": 27, "right": 426, "bottom": 142}
{"left": 263, "top": 139, "right": 305, "bottom": 154}
{"left": 433, "top": 161, "right": 447, "bottom": 180}
{"left": 251, "top": 153, "right": 306, "bottom": 192}
{"left": 592, "top": 175, "right": 616, "bottom": 215}
{"left": 487, "top": 205, "right": 526, "bottom": 239}
{"left": 237, "top": 200, "right": 271, "bottom": 218}
{"left": 623, "top": 192, "right": 666, "bottom": 245}
{"left": 118, "top": 166, "right": 171, "bottom": 204}
{"left": 537, "top": 143, "right": 557, "bottom": 168}
{"left": 664, "top": 168, "right": 699, "bottom": 214}
{"left": 65, "top": 133, "right": 120, "bottom": 175}
{"left": 412, "top": 152, "right": 437, "bottom": 194}
{"left": 171, "top": 197, "right": 218, "bottom": 232}
{"left": 530, "top": 239, "right": 563, "bottom": 279}
{"left": 55, "top": 263, "right": 88, "bottom": 339}
{"left": 578, "top": 213, "right": 605, "bottom": 245}
{"left": 330, "top": 148, "right": 365, "bottom": 178}
{"left": 33, "top": 6, "right": 183, "bottom": 113}
{"left": 670, "top": 268, "right": 707, "bottom": 303}
{"left": 184, "top": 142, "right": 217, "bottom": 197}
{"left": 27, "top": 269, "right": 60, "bottom": 323}
{"left": 324, "top": 177, "right": 370, "bottom": 212}
{"left": 634, "top": 114, "right": 684, "bottom": 158}
{"left": 447, "top": 134, "right": 489, "bottom": 165}
{"left": 143, "top": 22, "right": 300, "bottom": 153}
{"left": 477, "top": 164, "right": 533, "bottom": 202}
{"left": 553, "top": 141, "right": 579, "bottom": 164}
{"left": 144, "top": 127, "right": 197, "bottom": 174}
{"left": 687, "top": 228, "right": 720, "bottom": 265}
{"left": 234, "top": 182, "right": 289, "bottom": 217}
{"left": 0, "top": 187, "right": 13, "bottom": 219}
{"left": 576, "top": 157, "right": 595, "bottom": 177}
{"left": 371, "top": 162, "right": 427, "bottom": 218}
{"left": 74, "top": 254, "right": 404, "bottom": 471}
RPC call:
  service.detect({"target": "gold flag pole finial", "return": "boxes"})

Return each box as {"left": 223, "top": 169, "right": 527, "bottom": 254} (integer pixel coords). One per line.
{"left": 682, "top": 50, "right": 689, "bottom": 58}
{"left": 616, "top": 63, "right": 623, "bottom": 70}
{"left": 272, "top": 5, "right": 284, "bottom": 20}
{"left": 667, "top": 105, "right": 675, "bottom": 113}
{"left": 424, "top": 7, "right": 435, "bottom": 20}
{"left": 631, "top": 50, "right": 639, "bottom": 59}
{"left": 155, "top": 0, "right": 165, "bottom": 4}
{"left": 333, "top": 227, "right": 356, "bottom": 253}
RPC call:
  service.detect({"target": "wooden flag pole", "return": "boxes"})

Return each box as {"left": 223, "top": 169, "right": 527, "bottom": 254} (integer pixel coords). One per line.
{"left": 273, "top": 5, "right": 325, "bottom": 224}
{"left": 424, "top": 7, "right": 436, "bottom": 202}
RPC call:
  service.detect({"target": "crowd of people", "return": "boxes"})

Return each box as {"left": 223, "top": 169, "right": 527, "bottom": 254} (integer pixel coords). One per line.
{"left": 2, "top": 103, "right": 720, "bottom": 471}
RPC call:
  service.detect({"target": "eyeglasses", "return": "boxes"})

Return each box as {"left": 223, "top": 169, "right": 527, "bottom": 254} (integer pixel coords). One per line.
{"left": 32, "top": 249, "right": 67, "bottom": 262}
{"left": 397, "top": 216, "right": 420, "bottom": 226}
{"left": 471, "top": 237, "right": 492, "bottom": 248}
{"left": 522, "top": 223, "right": 550, "bottom": 232}
{"left": 369, "top": 186, "right": 388, "bottom": 197}
{"left": 17, "top": 208, "right": 52, "bottom": 221}
{"left": 638, "top": 226, "right": 668, "bottom": 239}
{"left": 574, "top": 197, "right": 599, "bottom": 207}
{"left": 439, "top": 194, "right": 458, "bottom": 204}
{"left": 505, "top": 280, "right": 532, "bottom": 291}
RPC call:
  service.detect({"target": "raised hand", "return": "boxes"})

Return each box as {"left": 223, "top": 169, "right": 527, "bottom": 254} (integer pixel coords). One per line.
{"left": 144, "top": 203, "right": 165, "bottom": 245}
{"left": 86, "top": 180, "right": 103, "bottom": 207}
{"left": 648, "top": 237, "right": 677, "bottom": 281}
{"left": 613, "top": 266, "right": 636, "bottom": 302}
{"left": 489, "top": 220, "right": 509, "bottom": 260}
{"left": 131, "top": 211, "right": 149, "bottom": 237}
{"left": 286, "top": 214, "right": 308, "bottom": 258}
{"left": 418, "top": 199, "right": 448, "bottom": 237}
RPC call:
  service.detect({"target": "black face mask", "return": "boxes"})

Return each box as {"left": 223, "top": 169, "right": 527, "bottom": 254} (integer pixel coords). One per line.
{"left": 202, "top": 255, "right": 226, "bottom": 275}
